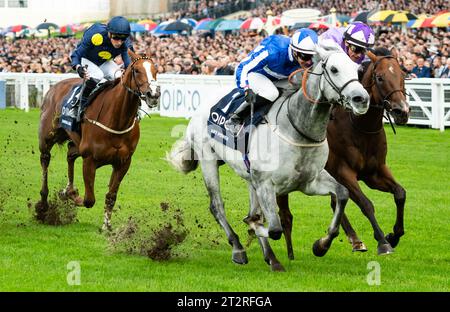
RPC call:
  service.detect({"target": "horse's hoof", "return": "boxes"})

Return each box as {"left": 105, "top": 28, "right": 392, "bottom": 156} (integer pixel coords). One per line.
{"left": 34, "top": 200, "right": 48, "bottom": 222}
{"left": 83, "top": 199, "right": 95, "bottom": 208}
{"left": 269, "top": 230, "right": 282, "bottom": 240}
{"left": 232, "top": 249, "right": 248, "bottom": 265}
{"left": 352, "top": 241, "right": 368, "bottom": 252}
{"left": 385, "top": 233, "right": 400, "bottom": 248}
{"left": 377, "top": 243, "right": 394, "bottom": 255}
{"left": 312, "top": 239, "right": 329, "bottom": 257}
{"left": 271, "top": 262, "right": 286, "bottom": 272}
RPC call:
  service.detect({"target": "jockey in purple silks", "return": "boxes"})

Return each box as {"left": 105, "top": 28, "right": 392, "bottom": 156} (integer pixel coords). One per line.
{"left": 320, "top": 22, "right": 375, "bottom": 65}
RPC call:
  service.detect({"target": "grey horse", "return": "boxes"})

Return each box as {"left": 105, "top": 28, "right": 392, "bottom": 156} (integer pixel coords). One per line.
{"left": 167, "top": 43, "right": 370, "bottom": 271}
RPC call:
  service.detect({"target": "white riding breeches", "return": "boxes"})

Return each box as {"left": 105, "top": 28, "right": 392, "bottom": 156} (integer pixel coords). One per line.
{"left": 248, "top": 72, "right": 279, "bottom": 102}
{"left": 81, "top": 58, "right": 123, "bottom": 82}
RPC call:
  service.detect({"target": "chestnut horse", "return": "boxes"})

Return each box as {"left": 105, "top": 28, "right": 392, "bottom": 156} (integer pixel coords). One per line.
{"left": 37, "top": 50, "right": 160, "bottom": 230}
{"left": 277, "top": 48, "right": 410, "bottom": 257}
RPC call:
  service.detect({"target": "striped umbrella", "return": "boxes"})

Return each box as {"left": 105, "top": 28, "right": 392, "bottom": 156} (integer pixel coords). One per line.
{"left": 240, "top": 17, "right": 266, "bottom": 30}
{"left": 308, "top": 22, "right": 329, "bottom": 30}
{"left": 407, "top": 15, "right": 428, "bottom": 28}
{"left": 7, "top": 24, "right": 29, "bottom": 33}
{"left": 418, "top": 16, "right": 438, "bottom": 28}
{"left": 180, "top": 18, "right": 197, "bottom": 28}
{"left": 368, "top": 10, "right": 397, "bottom": 22}
{"left": 137, "top": 19, "right": 157, "bottom": 31}
{"left": 59, "top": 24, "right": 75, "bottom": 34}
{"left": 194, "top": 18, "right": 213, "bottom": 31}
{"left": 384, "top": 11, "right": 417, "bottom": 23}
{"left": 431, "top": 12, "right": 450, "bottom": 27}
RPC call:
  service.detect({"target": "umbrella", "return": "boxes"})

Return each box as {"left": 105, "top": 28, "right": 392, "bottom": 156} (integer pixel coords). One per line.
{"left": 59, "top": 24, "right": 75, "bottom": 35}
{"left": 130, "top": 23, "right": 146, "bottom": 32}
{"left": 368, "top": 10, "right": 397, "bottom": 22}
{"left": 7, "top": 25, "right": 29, "bottom": 33}
{"left": 308, "top": 22, "right": 329, "bottom": 30}
{"left": 291, "top": 22, "right": 311, "bottom": 30}
{"left": 418, "top": 16, "right": 438, "bottom": 28}
{"left": 337, "top": 14, "right": 352, "bottom": 23}
{"left": 180, "top": 18, "right": 197, "bottom": 28}
{"left": 194, "top": 18, "right": 213, "bottom": 31}
{"left": 215, "top": 20, "right": 243, "bottom": 31}
{"left": 384, "top": 11, "right": 417, "bottom": 23}
{"left": 205, "top": 18, "right": 225, "bottom": 30}
{"left": 36, "top": 22, "right": 58, "bottom": 31}
{"left": 137, "top": 19, "right": 157, "bottom": 31}
{"left": 407, "top": 15, "right": 428, "bottom": 28}
{"left": 164, "top": 20, "right": 193, "bottom": 32}
{"left": 352, "top": 11, "right": 370, "bottom": 23}
{"left": 151, "top": 21, "right": 178, "bottom": 36}
{"left": 240, "top": 17, "right": 266, "bottom": 30}
{"left": 431, "top": 12, "right": 450, "bottom": 27}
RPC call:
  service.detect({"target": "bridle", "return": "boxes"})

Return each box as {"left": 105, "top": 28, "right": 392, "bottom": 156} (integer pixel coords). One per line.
{"left": 121, "top": 56, "right": 159, "bottom": 100}
{"left": 285, "top": 52, "right": 360, "bottom": 143}
{"left": 293, "top": 52, "right": 359, "bottom": 108}
{"left": 364, "top": 56, "right": 407, "bottom": 112}
{"left": 351, "top": 55, "right": 407, "bottom": 135}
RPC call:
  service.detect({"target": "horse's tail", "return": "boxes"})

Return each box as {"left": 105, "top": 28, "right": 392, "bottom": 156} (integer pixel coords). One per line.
{"left": 166, "top": 135, "right": 198, "bottom": 174}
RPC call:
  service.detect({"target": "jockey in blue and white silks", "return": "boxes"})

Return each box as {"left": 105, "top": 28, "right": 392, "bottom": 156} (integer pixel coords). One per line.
{"left": 320, "top": 22, "right": 375, "bottom": 65}
{"left": 70, "top": 16, "right": 133, "bottom": 110}
{"left": 226, "top": 28, "right": 318, "bottom": 133}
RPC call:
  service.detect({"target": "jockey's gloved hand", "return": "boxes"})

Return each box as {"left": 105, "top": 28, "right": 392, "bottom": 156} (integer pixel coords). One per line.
{"left": 244, "top": 88, "right": 257, "bottom": 104}
{"left": 76, "top": 65, "right": 87, "bottom": 79}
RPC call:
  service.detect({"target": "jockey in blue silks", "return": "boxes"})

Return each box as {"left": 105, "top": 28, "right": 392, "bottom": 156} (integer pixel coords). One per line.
{"left": 225, "top": 28, "right": 319, "bottom": 133}
{"left": 70, "top": 16, "right": 133, "bottom": 110}
{"left": 320, "top": 21, "right": 375, "bottom": 65}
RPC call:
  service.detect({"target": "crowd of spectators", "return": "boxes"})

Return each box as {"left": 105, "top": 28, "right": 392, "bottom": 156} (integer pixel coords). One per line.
{"left": 0, "top": 0, "right": 449, "bottom": 78}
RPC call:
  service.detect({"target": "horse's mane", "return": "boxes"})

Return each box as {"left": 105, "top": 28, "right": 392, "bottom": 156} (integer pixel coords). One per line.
{"left": 372, "top": 47, "right": 391, "bottom": 57}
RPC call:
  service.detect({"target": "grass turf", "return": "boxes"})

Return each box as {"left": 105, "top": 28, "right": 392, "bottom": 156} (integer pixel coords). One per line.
{"left": 0, "top": 108, "right": 449, "bottom": 291}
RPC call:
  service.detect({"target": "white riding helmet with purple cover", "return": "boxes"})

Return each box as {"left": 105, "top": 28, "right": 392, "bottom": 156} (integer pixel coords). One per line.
{"left": 343, "top": 22, "right": 375, "bottom": 48}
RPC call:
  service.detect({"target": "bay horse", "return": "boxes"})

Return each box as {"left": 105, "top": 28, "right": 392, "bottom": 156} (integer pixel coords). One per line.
{"left": 277, "top": 48, "right": 410, "bottom": 257}
{"left": 37, "top": 49, "right": 160, "bottom": 230}
{"left": 167, "top": 43, "right": 369, "bottom": 271}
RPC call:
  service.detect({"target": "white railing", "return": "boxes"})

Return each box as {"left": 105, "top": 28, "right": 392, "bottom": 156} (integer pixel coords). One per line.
{"left": 1, "top": 73, "right": 449, "bottom": 131}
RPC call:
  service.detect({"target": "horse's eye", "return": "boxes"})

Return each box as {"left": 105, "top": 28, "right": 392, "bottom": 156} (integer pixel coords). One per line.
{"left": 376, "top": 75, "right": 384, "bottom": 82}
{"left": 330, "top": 66, "right": 338, "bottom": 74}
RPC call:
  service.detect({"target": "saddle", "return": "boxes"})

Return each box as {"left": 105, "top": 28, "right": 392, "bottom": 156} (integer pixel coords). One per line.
{"left": 60, "top": 81, "right": 114, "bottom": 132}
{"left": 207, "top": 88, "right": 271, "bottom": 155}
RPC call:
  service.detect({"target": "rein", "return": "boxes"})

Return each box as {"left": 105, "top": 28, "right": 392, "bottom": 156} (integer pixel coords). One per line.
{"left": 284, "top": 53, "right": 358, "bottom": 142}
{"left": 84, "top": 56, "right": 153, "bottom": 135}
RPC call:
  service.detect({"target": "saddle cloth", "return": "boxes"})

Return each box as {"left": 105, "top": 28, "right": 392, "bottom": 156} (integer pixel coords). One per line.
{"left": 60, "top": 83, "right": 83, "bottom": 132}
{"left": 207, "top": 88, "right": 271, "bottom": 155}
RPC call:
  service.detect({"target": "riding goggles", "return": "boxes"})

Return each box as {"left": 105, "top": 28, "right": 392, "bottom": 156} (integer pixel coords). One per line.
{"left": 348, "top": 44, "right": 366, "bottom": 54}
{"left": 111, "top": 34, "right": 128, "bottom": 41}
{"left": 294, "top": 51, "right": 313, "bottom": 62}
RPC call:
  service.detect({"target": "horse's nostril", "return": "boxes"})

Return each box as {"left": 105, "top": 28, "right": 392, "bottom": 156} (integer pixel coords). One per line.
{"left": 352, "top": 96, "right": 364, "bottom": 103}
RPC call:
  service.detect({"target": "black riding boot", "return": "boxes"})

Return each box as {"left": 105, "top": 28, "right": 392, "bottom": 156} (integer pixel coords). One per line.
{"left": 76, "top": 78, "right": 98, "bottom": 122}
{"left": 225, "top": 95, "right": 272, "bottom": 135}
{"left": 79, "top": 78, "right": 98, "bottom": 111}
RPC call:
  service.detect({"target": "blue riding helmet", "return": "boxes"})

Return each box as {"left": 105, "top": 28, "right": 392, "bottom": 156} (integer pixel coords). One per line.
{"left": 290, "top": 28, "right": 319, "bottom": 55}
{"left": 107, "top": 16, "right": 131, "bottom": 36}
